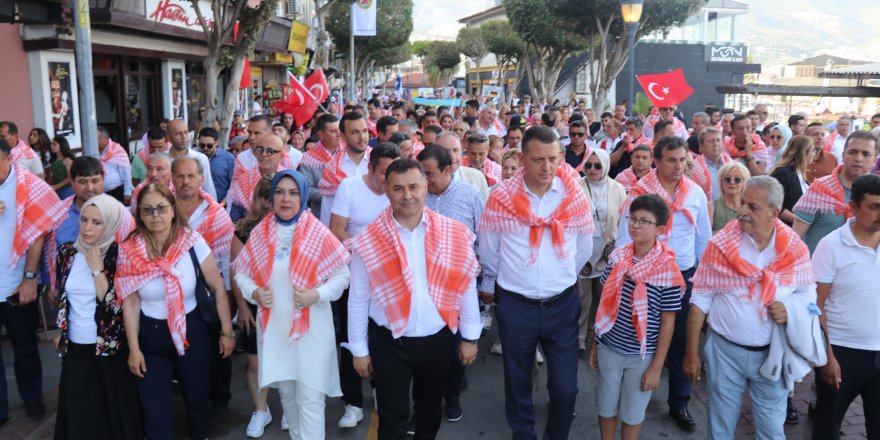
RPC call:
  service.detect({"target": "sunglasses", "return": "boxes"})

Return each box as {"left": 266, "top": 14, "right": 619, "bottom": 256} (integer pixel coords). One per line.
{"left": 253, "top": 146, "right": 281, "bottom": 156}
{"left": 660, "top": 107, "right": 675, "bottom": 112}
{"left": 141, "top": 204, "right": 170, "bottom": 217}
{"left": 723, "top": 177, "right": 743, "bottom": 184}
{"left": 570, "top": 132, "right": 586, "bottom": 138}
{"left": 198, "top": 143, "right": 215, "bottom": 149}
{"left": 584, "top": 162, "right": 602, "bottom": 170}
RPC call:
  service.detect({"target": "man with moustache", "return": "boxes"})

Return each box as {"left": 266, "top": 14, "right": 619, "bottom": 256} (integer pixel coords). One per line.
{"left": 691, "top": 128, "right": 732, "bottom": 202}
{"left": 132, "top": 127, "right": 170, "bottom": 186}
{"left": 227, "top": 134, "right": 292, "bottom": 221}
{"left": 462, "top": 133, "right": 502, "bottom": 186}
{"left": 317, "top": 112, "right": 371, "bottom": 226}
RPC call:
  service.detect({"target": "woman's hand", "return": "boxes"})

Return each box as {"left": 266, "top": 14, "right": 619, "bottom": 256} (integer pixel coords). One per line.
{"left": 236, "top": 301, "right": 255, "bottom": 334}
{"left": 293, "top": 288, "right": 320, "bottom": 309}
{"left": 85, "top": 246, "right": 104, "bottom": 273}
{"left": 254, "top": 287, "right": 273, "bottom": 308}
{"left": 128, "top": 349, "right": 147, "bottom": 378}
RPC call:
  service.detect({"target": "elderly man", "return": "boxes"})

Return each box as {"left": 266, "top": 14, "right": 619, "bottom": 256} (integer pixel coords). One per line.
{"left": 166, "top": 119, "right": 216, "bottom": 199}
{"left": 462, "top": 133, "right": 502, "bottom": 186}
{"left": 644, "top": 106, "right": 688, "bottom": 140}
{"left": 227, "top": 116, "right": 295, "bottom": 220}
{"left": 0, "top": 121, "right": 42, "bottom": 176}
{"left": 691, "top": 128, "right": 731, "bottom": 202}
{"left": 479, "top": 126, "right": 593, "bottom": 440}
{"left": 132, "top": 127, "right": 170, "bottom": 186}
{"left": 687, "top": 112, "right": 710, "bottom": 154}
{"left": 318, "top": 112, "right": 371, "bottom": 226}
{"left": 130, "top": 152, "right": 174, "bottom": 213}
{"left": 723, "top": 115, "right": 772, "bottom": 176}
{"left": 96, "top": 126, "right": 134, "bottom": 204}
{"left": 812, "top": 174, "right": 880, "bottom": 439}
{"left": 477, "top": 104, "right": 505, "bottom": 137}
{"left": 0, "top": 137, "right": 65, "bottom": 422}
{"left": 435, "top": 132, "right": 489, "bottom": 201}
{"left": 397, "top": 119, "right": 425, "bottom": 157}
{"left": 823, "top": 117, "right": 851, "bottom": 162}
{"left": 794, "top": 131, "right": 876, "bottom": 254}
{"left": 348, "top": 159, "right": 481, "bottom": 439}
{"left": 754, "top": 104, "right": 770, "bottom": 132}
{"left": 685, "top": 176, "right": 816, "bottom": 439}
{"left": 617, "top": 136, "right": 712, "bottom": 431}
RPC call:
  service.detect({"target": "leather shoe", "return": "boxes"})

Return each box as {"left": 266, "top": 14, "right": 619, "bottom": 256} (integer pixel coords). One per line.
{"left": 25, "top": 400, "right": 45, "bottom": 420}
{"left": 669, "top": 408, "right": 695, "bottom": 431}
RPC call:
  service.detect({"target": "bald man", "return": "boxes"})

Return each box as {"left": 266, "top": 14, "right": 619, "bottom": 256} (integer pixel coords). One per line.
{"left": 166, "top": 119, "right": 217, "bottom": 199}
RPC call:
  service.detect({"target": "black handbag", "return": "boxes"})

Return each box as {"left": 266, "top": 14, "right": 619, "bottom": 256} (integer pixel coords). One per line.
{"left": 189, "top": 247, "right": 219, "bottom": 324}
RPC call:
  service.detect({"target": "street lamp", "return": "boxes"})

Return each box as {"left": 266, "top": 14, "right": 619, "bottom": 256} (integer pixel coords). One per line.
{"left": 621, "top": 0, "right": 643, "bottom": 117}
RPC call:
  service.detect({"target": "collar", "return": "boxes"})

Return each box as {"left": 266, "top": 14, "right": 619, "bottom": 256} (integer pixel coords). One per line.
{"left": 841, "top": 218, "right": 880, "bottom": 251}
{"left": 705, "top": 155, "right": 724, "bottom": 167}
{"left": 523, "top": 176, "right": 561, "bottom": 199}
{"left": 392, "top": 210, "right": 428, "bottom": 234}
{"left": 742, "top": 226, "right": 777, "bottom": 254}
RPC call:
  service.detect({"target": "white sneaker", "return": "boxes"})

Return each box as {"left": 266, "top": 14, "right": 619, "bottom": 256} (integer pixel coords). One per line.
{"left": 338, "top": 404, "right": 364, "bottom": 428}
{"left": 281, "top": 413, "right": 289, "bottom": 431}
{"left": 536, "top": 349, "right": 544, "bottom": 364}
{"left": 490, "top": 340, "right": 503, "bottom": 355}
{"left": 246, "top": 409, "right": 272, "bottom": 438}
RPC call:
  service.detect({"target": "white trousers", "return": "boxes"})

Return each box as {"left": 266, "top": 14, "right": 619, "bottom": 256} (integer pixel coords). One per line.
{"left": 276, "top": 380, "right": 326, "bottom": 440}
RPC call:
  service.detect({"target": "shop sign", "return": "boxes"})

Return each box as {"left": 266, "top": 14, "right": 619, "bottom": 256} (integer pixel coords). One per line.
{"left": 705, "top": 44, "right": 747, "bottom": 63}
{"left": 146, "top": 0, "right": 214, "bottom": 31}
{"left": 288, "top": 21, "right": 310, "bottom": 54}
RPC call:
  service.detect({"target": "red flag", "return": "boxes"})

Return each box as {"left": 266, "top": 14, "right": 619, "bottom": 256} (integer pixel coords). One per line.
{"left": 271, "top": 76, "right": 319, "bottom": 126}
{"left": 234, "top": 22, "right": 251, "bottom": 89}
{"left": 304, "top": 69, "right": 330, "bottom": 104}
{"left": 636, "top": 69, "right": 694, "bottom": 108}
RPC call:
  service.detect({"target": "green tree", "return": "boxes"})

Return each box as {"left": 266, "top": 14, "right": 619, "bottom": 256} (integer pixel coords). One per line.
{"left": 504, "top": 0, "right": 588, "bottom": 102}
{"left": 480, "top": 19, "right": 525, "bottom": 103}
{"left": 312, "top": 0, "right": 343, "bottom": 68}
{"left": 326, "top": 0, "right": 413, "bottom": 100}
{"left": 190, "top": 0, "right": 278, "bottom": 143}
{"left": 425, "top": 41, "right": 460, "bottom": 88}
{"left": 550, "top": 0, "right": 706, "bottom": 111}
{"left": 456, "top": 26, "right": 486, "bottom": 69}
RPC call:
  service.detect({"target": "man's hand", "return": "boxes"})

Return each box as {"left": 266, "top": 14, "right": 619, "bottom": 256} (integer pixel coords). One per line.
{"left": 743, "top": 134, "right": 754, "bottom": 155}
{"left": 236, "top": 302, "right": 255, "bottom": 334}
{"left": 219, "top": 334, "right": 235, "bottom": 358}
{"left": 123, "top": 196, "right": 131, "bottom": 206}
{"left": 820, "top": 354, "right": 842, "bottom": 390}
{"left": 767, "top": 301, "right": 787, "bottom": 324}
{"left": 683, "top": 350, "right": 702, "bottom": 384}
{"left": 459, "top": 341, "right": 478, "bottom": 366}
{"left": 353, "top": 355, "right": 373, "bottom": 379}
{"left": 479, "top": 291, "right": 494, "bottom": 304}
{"left": 15, "top": 278, "right": 38, "bottom": 305}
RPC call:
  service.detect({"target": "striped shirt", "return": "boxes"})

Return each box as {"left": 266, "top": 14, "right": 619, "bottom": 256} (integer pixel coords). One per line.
{"left": 597, "top": 262, "right": 682, "bottom": 356}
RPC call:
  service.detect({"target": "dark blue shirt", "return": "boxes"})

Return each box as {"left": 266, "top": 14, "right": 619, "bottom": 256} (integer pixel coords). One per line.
{"left": 207, "top": 148, "right": 235, "bottom": 203}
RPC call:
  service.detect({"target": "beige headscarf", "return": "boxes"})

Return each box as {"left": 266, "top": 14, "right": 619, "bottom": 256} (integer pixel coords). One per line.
{"left": 74, "top": 194, "right": 125, "bottom": 256}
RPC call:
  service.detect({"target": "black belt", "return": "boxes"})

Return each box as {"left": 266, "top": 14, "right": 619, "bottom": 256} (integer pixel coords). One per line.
{"left": 714, "top": 329, "right": 769, "bottom": 352}
{"left": 499, "top": 284, "right": 575, "bottom": 308}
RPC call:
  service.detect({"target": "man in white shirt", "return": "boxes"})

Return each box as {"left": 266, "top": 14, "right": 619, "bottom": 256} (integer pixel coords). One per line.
{"left": 435, "top": 132, "right": 489, "bottom": 201}
{"left": 166, "top": 119, "right": 216, "bottom": 200}
{"left": 0, "top": 121, "right": 43, "bottom": 176}
{"left": 616, "top": 137, "right": 712, "bottom": 431}
{"left": 348, "top": 159, "right": 481, "bottom": 439}
{"left": 479, "top": 126, "right": 594, "bottom": 440}
{"left": 96, "top": 127, "right": 134, "bottom": 205}
{"left": 317, "top": 112, "right": 371, "bottom": 226}
{"left": 328, "top": 143, "right": 400, "bottom": 429}
{"left": 685, "top": 176, "right": 816, "bottom": 439}
{"left": 271, "top": 123, "right": 303, "bottom": 169}
{"left": 824, "top": 117, "right": 850, "bottom": 163}
{"left": 477, "top": 104, "right": 505, "bottom": 137}
{"left": 811, "top": 173, "right": 880, "bottom": 439}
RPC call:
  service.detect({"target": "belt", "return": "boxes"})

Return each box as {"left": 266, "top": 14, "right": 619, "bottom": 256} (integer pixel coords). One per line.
{"left": 714, "top": 329, "right": 769, "bottom": 352}
{"left": 499, "top": 284, "right": 575, "bottom": 308}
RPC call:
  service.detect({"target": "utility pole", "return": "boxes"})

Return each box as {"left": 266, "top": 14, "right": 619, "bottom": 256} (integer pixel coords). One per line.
{"left": 349, "top": 2, "right": 356, "bottom": 103}
{"left": 74, "top": 0, "right": 98, "bottom": 157}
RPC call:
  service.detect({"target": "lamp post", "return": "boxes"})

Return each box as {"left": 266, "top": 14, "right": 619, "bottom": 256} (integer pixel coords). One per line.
{"left": 621, "top": 0, "right": 643, "bottom": 117}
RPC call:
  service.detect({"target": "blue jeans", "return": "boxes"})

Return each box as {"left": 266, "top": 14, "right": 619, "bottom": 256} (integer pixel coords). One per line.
{"left": 705, "top": 330, "right": 787, "bottom": 440}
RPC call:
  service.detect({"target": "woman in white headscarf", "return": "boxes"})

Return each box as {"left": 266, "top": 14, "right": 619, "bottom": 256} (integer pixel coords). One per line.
{"left": 768, "top": 124, "right": 793, "bottom": 166}
{"left": 577, "top": 149, "right": 626, "bottom": 352}
{"left": 54, "top": 194, "right": 142, "bottom": 440}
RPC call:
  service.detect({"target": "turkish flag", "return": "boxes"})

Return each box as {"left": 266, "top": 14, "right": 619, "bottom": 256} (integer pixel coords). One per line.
{"left": 239, "top": 58, "right": 251, "bottom": 89}
{"left": 304, "top": 69, "right": 330, "bottom": 104}
{"left": 636, "top": 69, "right": 694, "bottom": 108}
{"left": 271, "top": 75, "right": 319, "bottom": 126}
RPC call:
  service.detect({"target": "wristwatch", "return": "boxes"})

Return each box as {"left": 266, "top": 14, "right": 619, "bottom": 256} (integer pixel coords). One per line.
{"left": 91, "top": 269, "right": 104, "bottom": 278}
{"left": 23, "top": 271, "right": 37, "bottom": 280}
{"left": 462, "top": 338, "right": 479, "bottom": 345}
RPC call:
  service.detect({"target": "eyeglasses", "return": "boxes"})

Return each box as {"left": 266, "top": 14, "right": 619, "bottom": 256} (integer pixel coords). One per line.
{"left": 198, "top": 143, "right": 215, "bottom": 149}
{"left": 584, "top": 162, "right": 602, "bottom": 170}
{"left": 723, "top": 176, "right": 743, "bottom": 184}
{"left": 660, "top": 107, "right": 675, "bottom": 112}
{"left": 141, "top": 204, "right": 170, "bottom": 217}
{"left": 627, "top": 216, "right": 657, "bottom": 227}
{"left": 570, "top": 132, "right": 586, "bottom": 138}
{"left": 253, "top": 146, "right": 281, "bottom": 156}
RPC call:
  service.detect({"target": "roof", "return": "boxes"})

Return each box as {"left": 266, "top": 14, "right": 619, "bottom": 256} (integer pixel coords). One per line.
{"left": 458, "top": 5, "right": 506, "bottom": 25}
{"left": 705, "top": 0, "right": 749, "bottom": 10}
{"left": 822, "top": 62, "right": 880, "bottom": 78}
{"left": 381, "top": 72, "right": 429, "bottom": 88}
{"left": 788, "top": 54, "right": 875, "bottom": 67}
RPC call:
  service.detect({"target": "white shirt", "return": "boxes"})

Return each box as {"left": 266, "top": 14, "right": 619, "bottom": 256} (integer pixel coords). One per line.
{"left": 319, "top": 151, "right": 369, "bottom": 225}
{"left": 101, "top": 146, "right": 134, "bottom": 196}
{"left": 616, "top": 179, "right": 711, "bottom": 270}
{"left": 454, "top": 167, "right": 490, "bottom": 201}
{"left": 478, "top": 121, "right": 504, "bottom": 137}
{"left": 288, "top": 146, "right": 303, "bottom": 169}
{"left": 187, "top": 199, "right": 230, "bottom": 290}
{"left": 0, "top": 166, "right": 26, "bottom": 300}
{"left": 171, "top": 147, "right": 217, "bottom": 200}
{"left": 479, "top": 177, "right": 593, "bottom": 298}
{"left": 65, "top": 253, "right": 98, "bottom": 344}
{"left": 830, "top": 134, "right": 846, "bottom": 163}
{"left": 690, "top": 229, "right": 817, "bottom": 347}
{"left": 138, "top": 237, "right": 210, "bottom": 319}
{"left": 331, "top": 176, "right": 389, "bottom": 237}
{"left": 812, "top": 219, "right": 880, "bottom": 350}
{"left": 347, "top": 213, "right": 482, "bottom": 357}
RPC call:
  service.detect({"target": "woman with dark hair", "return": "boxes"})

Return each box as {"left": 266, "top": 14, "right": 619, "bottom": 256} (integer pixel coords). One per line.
{"left": 116, "top": 184, "right": 235, "bottom": 439}
{"left": 770, "top": 135, "right": 815, "bottom": 225}
{"left": 440, "top": 114, "right": 455, "bottom": 131}
{"left": 28, "top": 127, "right": 52, "bottom": 169}
{"left": 49, "top": 135, "right": 76, "bottom": 199}
{"left": 53, "top": 194, "right": 142, "bottom": 440}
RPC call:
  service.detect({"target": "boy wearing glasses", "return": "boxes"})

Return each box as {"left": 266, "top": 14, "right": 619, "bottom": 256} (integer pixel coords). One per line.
{"left": 590, "top": 193, "right": 684, "bottom": 440}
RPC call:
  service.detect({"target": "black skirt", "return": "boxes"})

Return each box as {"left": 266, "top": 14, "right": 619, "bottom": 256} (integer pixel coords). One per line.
{"left": 54, "top": 342, "right": 143, "bottom": 440}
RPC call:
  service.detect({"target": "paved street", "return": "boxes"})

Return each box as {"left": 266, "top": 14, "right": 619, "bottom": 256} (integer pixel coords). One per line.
{"left": 0, "top": 326, "right": 869, "bottom": 439}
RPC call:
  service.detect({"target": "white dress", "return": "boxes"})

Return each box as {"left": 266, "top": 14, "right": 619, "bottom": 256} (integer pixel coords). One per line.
{"left": 236, "top": 222, "right": 350, "bottom": 395}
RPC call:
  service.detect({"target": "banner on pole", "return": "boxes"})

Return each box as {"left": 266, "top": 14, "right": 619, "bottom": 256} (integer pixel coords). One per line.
{"left": 351, "top": 0, "right": 376, "bottom": 36}
{"left": 287, "top": 21, "right": 310, "bottom": 54}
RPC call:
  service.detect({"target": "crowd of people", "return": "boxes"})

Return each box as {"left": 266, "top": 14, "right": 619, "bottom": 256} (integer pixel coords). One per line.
{"left": 1, "top": 93, "right": 880, "bottom": 440}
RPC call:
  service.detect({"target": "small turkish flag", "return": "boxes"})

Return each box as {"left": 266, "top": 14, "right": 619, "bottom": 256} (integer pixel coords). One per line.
{"left": 304, "top": 69, "right": 330, "bottom": 105}
{"left": 636, "top": 69, "right": 694, "bottom": 108}
{"left": 271, "top": 75, "right": 319, "bottom": 126}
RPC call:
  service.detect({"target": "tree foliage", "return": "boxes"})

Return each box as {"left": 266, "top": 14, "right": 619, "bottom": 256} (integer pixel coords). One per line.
{"left": 456, "top": 26, "right": 486, "bottom": 68}
{"left": 549, "top": 0, "right": 706, "bottom": 110}
{"left": 411, "top": 40, "right": 432, "bottom": 59}
{"left": 424, "top": 41, "right": 460, "bottom": 88}
{"left": 480, "top": 19, "right": 525, "bottom": 103}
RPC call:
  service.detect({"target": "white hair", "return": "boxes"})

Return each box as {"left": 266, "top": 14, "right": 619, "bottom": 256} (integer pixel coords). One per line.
{"left": 744, "top": 175, "right": 784, "bottom": 210}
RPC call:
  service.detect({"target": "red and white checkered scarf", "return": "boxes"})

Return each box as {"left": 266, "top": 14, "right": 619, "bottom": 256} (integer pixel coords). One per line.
{"left": 461, "top": 156, "right": 502, "bottom": 186}
{"left": 625, "top": 170, "right": 699, "bottom": 235}
{"left": 10, "top": 162, "right": 64, "bottom": 268}
{"left": 227, "top": 149, "right": 294, "bottom": 210}
{"left": 101, "top": 140, "right": 131, "bottom": 170}
{"left": 299, "top": 142, "right": 335, "bottom": 169}
{"left": 116, "top": 228, "right": 201, "bottom": 355}
{"left": 823, "top": 131, "right": 840, "bottom": 154}
{"left": 614, "top": 166, "right": 641, "bottom": 192}
{"left": 479, "top": 167, "right": 594, "bottom": 264}
{"left": 10, "top": 138, "right": 39, "bottom": 163}
{"left": 691, "top": 153, "right": 731, "bottom": 202}
{"left": 622, "top": 133, "right": 652, "bottom": 153}
{"left": 318, "top": 146, "right": 371, "bottom": 197}
{"left": 411, "top": 139, "right": 426, "bottom": 158}
{"left": 136, "top": 142, "right": 172, "bottom": 165}
{"left": 692, "top": 219, "right": 813, "bottom": 318}
{"left": 192, "top": 189, "right": 234, "bottom": 257}
{"left": 45, "top": 195, "right": 134, "bottom": 288}
{"left": 595, "top": 241, "right": 684, "bottom": 357}
{"left": 724, "top": 134, "right": 772, "bottom": 166}
{"left": 349, "top": 207, "right": 480, "bottom": 337}
{"left": 792, "top": 165, "right": 851, "bottom": 218}
{"left": 231, "top": 211, "right": 349, "bottom": 346}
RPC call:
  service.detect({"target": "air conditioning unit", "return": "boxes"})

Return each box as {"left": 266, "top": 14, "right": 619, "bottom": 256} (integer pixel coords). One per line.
{"left": 286, "top": 0, "right": 300, "bottom": 20}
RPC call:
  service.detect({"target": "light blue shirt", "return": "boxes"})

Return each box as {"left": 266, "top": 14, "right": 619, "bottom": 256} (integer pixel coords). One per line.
{"left": 0, "top": 166, "right": 27, "bottom": 300}
{"left": 56, "top": 201, "right": 81, "bottom": 246}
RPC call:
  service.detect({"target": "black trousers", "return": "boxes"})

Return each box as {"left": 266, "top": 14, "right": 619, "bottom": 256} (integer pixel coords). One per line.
{"left": 813, "top": 345, "right": 880, "bottom": 440}
{"left": 667, "top": 266, "right": 696, "bottom": 411}
{"left": 205, "top": 319, "right": 232, "bottom": 406}
{"left": 105, "top": 185, "right": 125, "bottom": 203}
{"left": 334, "top": 288, "right": 365, "bottom": 407}
{"left": 369, "top": 320, "right": 454, "bottom": 440}
{"left": 0, "top": 301, "right": 42, "bottom": 420}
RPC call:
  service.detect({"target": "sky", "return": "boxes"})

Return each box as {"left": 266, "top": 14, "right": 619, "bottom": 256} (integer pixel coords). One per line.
{"left": 410, "top": 0, "right": 493, "bottom": 41}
